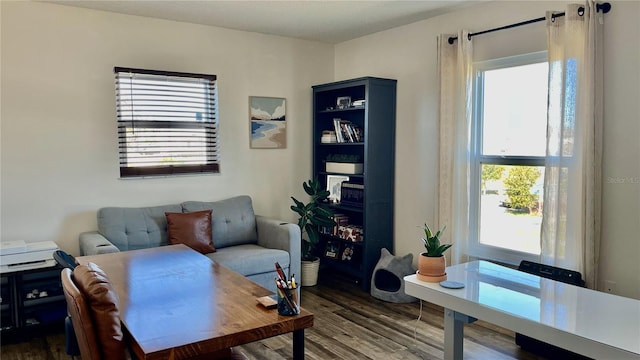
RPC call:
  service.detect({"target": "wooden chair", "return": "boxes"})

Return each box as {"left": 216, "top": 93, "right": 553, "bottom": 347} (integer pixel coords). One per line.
{"left": 61, "top": 264, "right": 248, "bottom": 360}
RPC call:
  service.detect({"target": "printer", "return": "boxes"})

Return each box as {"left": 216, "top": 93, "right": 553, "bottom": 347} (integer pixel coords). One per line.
{"left": 0, "top": 240, "right": 59, "bottom": 273}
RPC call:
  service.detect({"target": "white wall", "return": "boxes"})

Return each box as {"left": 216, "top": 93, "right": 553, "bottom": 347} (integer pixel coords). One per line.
{"left": 334, "top": 1, "right": 640, "bottom": 299}
{"left": 0, "top": 2, "right": 334, "bottom": 254}
{"left": 2, "top": 1, "right": 638, "bottom": 300}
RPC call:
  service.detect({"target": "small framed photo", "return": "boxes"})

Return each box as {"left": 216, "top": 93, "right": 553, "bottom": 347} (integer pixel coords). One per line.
{"left": 324, "top": 240, "right": 340, "bottom": 259}
{"left": 336, "top": 96, "right": 351, "bottom": 109}
{"left": 341, "top": 243, "right": 355, "bottom": 262}
{"left": 326, "top": 175, "right": 349, "bottom": 203}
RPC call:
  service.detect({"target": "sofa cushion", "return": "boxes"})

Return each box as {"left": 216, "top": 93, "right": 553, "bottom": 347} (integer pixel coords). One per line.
{"left": 166, "top": 210, "right": 215, "bottom": 254}
{"left": 73, "top": 262, "right": 125, "bottom": 360}
{"left": 206, "top": 244, "right": 289, "bottom": 277}
{"left": 182, "top": 196, "right": 257, "bottom": 249}
{"left": 98, "top": 204, "right": 182, "bottom": 251}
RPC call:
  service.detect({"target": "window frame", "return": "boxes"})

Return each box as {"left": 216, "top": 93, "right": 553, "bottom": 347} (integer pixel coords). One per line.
{"left": 468, "top": 51, "right": 548, "bottom": 265}
{"left": 114, "top": 67, "right": 219, "bottom": 178}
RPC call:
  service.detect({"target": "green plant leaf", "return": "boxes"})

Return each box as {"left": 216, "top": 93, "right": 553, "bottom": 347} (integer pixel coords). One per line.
{"left": 290, "top": 205, "right": 305, "bottom": 217}
{"left": 421, "top": 223, "right": 451, "bottom": 256}
{"left": 291, "top": 197, "right": 304, "bottom": 208}
{"left": 305, "top": 223, "right": 319, "bottom": 244}
{"left": 311, "top": 216, "right": 336, "bottom": 227}
{"left": 315, "top": 206, "right": 333, "bottom": 217}
{"left": 303, "top": 181, "right": 314, "bottom": 195}
{"left": 423, "top": 223, "right": 433, "bottom": 239}
{"left": 291, "top": 178, "right": 337, "bottom": 258}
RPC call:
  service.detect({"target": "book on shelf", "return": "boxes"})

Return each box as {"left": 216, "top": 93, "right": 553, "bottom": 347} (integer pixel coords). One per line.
{"left": 321, "top": 130, "right": 337, "bottom": 143}
{"left": 328, "top": 213, "right": 349, "bottom": 236}
{"left": 332, "top": 118, "right": 362, "bottom": 143}
{"left": 340, "top": 182, "right": 365, "bottom": 207}
{"left": 320, "top": 224, "right": 333, "bottom": 235}
{"left": 352, "top": 127, "right": 362, "bottom": 142}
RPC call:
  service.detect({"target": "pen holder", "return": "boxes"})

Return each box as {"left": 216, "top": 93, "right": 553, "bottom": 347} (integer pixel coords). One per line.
{"left": 277, "top": 289, "right": 299, "bottom": 316}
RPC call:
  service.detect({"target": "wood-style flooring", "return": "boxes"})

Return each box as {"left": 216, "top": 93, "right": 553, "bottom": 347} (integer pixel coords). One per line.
{"left": 238, "top": 278, "right": 548, "bottom": 360}
{"left": 0, "top": 278, "right": 551, "bottom": 360}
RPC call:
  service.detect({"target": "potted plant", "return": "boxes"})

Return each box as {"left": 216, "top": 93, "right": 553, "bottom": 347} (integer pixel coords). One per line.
{"left": 290, "top": 178, "right": 337, "bottom": 286}
{"left": 417, "top": 223, "right": 451, "bottom": 282}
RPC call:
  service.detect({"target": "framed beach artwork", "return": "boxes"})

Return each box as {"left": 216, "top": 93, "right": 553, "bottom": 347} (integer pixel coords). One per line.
{"left": 249, "top": 96, "right": 286, "bottom": 149}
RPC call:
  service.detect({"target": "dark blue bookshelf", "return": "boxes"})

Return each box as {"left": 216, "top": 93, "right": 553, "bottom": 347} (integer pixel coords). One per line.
{"left": 312, "top": 77, "right": 396, "bottom": 291}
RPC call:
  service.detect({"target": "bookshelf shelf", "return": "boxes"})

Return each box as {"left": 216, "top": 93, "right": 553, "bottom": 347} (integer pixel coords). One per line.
{"left": 318, "top": 106, "right": 365, "bottom": 114}
{"left": 318, "top": 142, "right": 364, "bottom": 146}
{"left": 318, "top": 171, "right": 364, "bottom": 179}
{"left": 329, "top": 203, "right": 364, "bottom": 213}
{"left": 1, "top": 265, "right": 66, "bottom": 335}
{"left": 312, "top": 77, "right": 396, "bottom": 291}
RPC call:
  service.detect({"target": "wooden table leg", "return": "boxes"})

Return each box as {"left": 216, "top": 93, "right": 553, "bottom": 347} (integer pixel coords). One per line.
{"left": 293, "top": 328, "right": 304, "bottom": 360}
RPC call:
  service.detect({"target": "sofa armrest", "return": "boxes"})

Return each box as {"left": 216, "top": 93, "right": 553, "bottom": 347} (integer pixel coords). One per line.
{"left": 79, "top": 231, "right": 120, "bottom": 256}
{"left": 255, "top": 215, "right": 301, "bottom": 281}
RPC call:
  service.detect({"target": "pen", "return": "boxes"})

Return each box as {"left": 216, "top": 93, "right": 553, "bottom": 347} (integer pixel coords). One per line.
{"left": 274, "top": 262, "right": 287, "bottom": 281}
{"left": 291, "top": 289, "right": 299, "bottom": 313}
{"left": 282, "top": 280, "right": 299, "bottom": 313}
{"left": 285, "top": 287, "right": 299, "bottom": 314}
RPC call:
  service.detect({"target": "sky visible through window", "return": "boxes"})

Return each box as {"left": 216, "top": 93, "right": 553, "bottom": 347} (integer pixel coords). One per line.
{"left": 482, "top": 62, "right": 548, "bottom": 157}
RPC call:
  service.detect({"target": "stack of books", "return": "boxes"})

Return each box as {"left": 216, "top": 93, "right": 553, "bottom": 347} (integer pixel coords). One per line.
{"left": 320, "top": 130, "right": 337, "bottom": 143}
{"left": 340, "top": 182, "right": 364, "bottom": 207}
{"left": 322, "top": 213, "right": 348, "bottom": 236}
{"left": 320, "top": 213, "right": 344, "bottom": 235}
{"left": 333, "top": 118, "right": 362, "bottom": 143}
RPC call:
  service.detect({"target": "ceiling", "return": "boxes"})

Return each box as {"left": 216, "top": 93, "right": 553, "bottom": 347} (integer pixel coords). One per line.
{"left": 46, "top": 0, "right": 479, "bottom": 44}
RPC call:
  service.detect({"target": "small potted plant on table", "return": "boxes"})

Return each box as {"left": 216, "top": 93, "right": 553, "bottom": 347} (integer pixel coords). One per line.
{"left": 291, "top": 178, "right": 337, "bottom": 286}
{"left": 417, "top": 223, "right": 451, "bottom": 282}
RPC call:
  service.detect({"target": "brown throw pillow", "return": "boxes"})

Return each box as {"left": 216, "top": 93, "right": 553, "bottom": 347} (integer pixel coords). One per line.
{"left": 73, "top": 262, "right": 126, "bottom": 360}
{"left": 166, "top": 209, "right": 215, "bottom": 254}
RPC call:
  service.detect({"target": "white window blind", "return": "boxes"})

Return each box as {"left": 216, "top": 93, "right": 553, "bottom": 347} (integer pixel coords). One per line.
{"left": 114, "top": 67, "right": 219, "bottom": 178}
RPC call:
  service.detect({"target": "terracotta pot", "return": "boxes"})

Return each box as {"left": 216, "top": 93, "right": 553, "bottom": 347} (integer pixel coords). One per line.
{"left": 416, "top": 253, "right": 447, "bottom": 282}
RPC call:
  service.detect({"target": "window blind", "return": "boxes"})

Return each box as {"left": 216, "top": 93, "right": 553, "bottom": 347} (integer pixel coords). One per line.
{"left": 114, "top": 67, "right": 219, "bottom": 178}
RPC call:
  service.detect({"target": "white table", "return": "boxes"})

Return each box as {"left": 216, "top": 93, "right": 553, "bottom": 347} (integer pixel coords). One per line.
{"left": 404, "top": 260, "right": 640, "bottom": 360}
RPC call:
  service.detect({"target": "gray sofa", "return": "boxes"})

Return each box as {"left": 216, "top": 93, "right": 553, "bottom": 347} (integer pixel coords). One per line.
{"left": 79, "top": 195, "right": 300, "bottom": 294}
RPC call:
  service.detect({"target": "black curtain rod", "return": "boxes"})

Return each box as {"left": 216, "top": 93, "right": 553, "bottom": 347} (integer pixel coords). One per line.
{"left": 448, "top": 2, "right": 612, "bottom": 44}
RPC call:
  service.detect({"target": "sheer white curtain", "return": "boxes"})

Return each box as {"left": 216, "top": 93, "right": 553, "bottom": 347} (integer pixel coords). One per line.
{"left": 437, "top": 31, "right": 473, "bottom": 265}
{"left": 541, "top": 1, "right": 604, "bottom": 288}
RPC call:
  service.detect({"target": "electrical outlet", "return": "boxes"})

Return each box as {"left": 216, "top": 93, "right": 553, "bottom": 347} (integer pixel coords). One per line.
{"left": 604, "top": 280, "right": 616, "bottom": 293}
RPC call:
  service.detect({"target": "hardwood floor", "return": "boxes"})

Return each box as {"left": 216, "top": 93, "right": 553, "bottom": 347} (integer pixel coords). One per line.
{"left": 0, "top": 278, "right": 549, "bottom": 360}
{"left": 237, "top": 278, "right": 547, "bottom": 360}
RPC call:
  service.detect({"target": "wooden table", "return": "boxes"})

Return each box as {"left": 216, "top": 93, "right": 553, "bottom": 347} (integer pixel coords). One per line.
{"left": 405, "top": 260, "right": 640, "bottom": 360}
{"left": 77, "top": 244, "right": 314, "bottom": 360}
